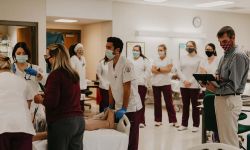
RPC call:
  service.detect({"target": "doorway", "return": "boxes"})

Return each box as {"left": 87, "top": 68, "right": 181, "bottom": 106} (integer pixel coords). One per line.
{"left": 0, "top": 20, "right": 38, "bottom": 64}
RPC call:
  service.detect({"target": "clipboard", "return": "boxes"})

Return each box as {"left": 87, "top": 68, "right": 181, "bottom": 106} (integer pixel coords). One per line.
{"left": 193, "top": 74, "right": 220, "bottom": 87}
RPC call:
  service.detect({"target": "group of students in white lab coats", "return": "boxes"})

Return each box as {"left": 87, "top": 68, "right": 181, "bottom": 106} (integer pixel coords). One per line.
{"left": 97, "top": 40, "right": 220, "bottom": 133}
{"left": 0, "top": 38, "right": 220, "bottom": 150}
{"left": 0, "top": 41, "right": 118, "bottom": 150}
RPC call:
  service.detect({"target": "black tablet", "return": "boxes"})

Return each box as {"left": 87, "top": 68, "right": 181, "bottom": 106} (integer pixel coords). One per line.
{"left": 193, "top": 74, "right": 220, "bottom": 87}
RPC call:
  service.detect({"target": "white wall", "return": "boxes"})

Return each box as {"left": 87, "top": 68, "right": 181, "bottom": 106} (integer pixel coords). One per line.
{"left": 112, "top": 2, "right": 250, "bottom": 62}
{"left": 46, "top": 0, "right": 112, "bottom": 20}
{"left": 0, "top": 0, "right": 46, "bottom": 69}
{"left": 83, "top": 21, "right": 112, "bottom": 80}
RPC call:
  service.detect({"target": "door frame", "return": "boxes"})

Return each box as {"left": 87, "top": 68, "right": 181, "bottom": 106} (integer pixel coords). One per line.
{"left": 0, "top": 20, "right": 38, "bottom": 64}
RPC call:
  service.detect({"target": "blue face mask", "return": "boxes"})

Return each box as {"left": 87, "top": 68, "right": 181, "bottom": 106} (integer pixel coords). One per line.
{"left": 16, "top": 55, "right": 28, "bottom": 63}
{"left": 133, "top": 51, "right": 140, "bottom": 58}
{"left": 105, "top": 50, "right": 115, "bottom": 60}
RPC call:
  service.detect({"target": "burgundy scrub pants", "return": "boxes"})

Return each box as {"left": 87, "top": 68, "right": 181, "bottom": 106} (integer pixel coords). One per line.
{"left": 0, "top": 132, "right": 33, "bottom": 150}
{"left": 180, "top": 88, "right": 200, "bottom": 127}
{"left": 126, "top": 110, "right": 141, "bottom": 150}
{"left": 152, "top": 85, "right": 177, "bottom": 123}
{"left": 138, "top": 85, "right": 147, "bottom": 125}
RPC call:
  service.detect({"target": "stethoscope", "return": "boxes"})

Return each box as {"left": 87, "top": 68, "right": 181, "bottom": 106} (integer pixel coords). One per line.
{"left": 24, "top": 73, "right": 32, "bottom": 80}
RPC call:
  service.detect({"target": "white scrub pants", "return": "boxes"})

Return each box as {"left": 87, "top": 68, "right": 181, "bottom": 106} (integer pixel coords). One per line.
{"left": 215, "top": 95, "right": 242, "bottom": 148}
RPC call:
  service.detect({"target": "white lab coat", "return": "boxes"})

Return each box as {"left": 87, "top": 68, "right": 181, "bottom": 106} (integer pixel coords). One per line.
{"left": 12, "top": 63, "right": 46, "bottom": 131}
{"left": 0, "top": 72, "right": 35, "bottom": 135}
{"left": 71, "top": 55, "right": 87, "bottom": 90}
{"left": 108, "top": 56, "right": 142, "bottom": 112}
{"left": 96, "top": 59, "right": 109, "bottom": 90}
{"left": 130, "top": 57, "right": 151, "bottom": 87}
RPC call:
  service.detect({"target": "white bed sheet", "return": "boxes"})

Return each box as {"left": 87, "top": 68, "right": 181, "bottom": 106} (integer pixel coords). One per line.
{"left": 32, "top": 129, "right": 129, "bottom": 150}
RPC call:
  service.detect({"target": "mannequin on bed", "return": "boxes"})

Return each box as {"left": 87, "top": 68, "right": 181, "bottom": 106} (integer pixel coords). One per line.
{"left": 32, "top": 109, "right": 115, "bottom": 141}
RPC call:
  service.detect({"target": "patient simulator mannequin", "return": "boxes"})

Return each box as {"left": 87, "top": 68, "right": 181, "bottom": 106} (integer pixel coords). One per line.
{"left": 32, "top": 109, "right": 115, "bottom": 141}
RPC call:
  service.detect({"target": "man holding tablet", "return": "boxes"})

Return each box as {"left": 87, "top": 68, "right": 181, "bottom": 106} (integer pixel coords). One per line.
{"left": 206, "top": 26, "right": 249, "bottom": 147}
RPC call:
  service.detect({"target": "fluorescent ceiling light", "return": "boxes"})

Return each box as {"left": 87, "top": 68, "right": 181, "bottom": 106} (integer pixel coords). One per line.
{"left": 196, "top": 1, "right": 234, "bottom": 8}
{"left": 144, "top": 0, "right": 167, "bottom": 3}
{"left": 54, "top": 19, "right": 78, "bottom": 23}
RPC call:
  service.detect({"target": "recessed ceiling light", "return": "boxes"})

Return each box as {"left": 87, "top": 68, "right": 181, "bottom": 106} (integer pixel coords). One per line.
{"left": 54, "top": 19, "right": 78, "bottom": 23}
{"left": 144, "top": 0, "right": 167, "bottom": 3}
{"left": 196, "top": 1, "right": 234, "bottom": 8}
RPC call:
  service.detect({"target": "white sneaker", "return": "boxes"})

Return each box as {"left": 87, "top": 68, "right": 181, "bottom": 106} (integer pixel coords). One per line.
{"left": 191, "top": 127, "right": 199, "bottom": 132}
{"left": 169, "top": 122, "right": 179, "bottom": 128}
{"left": 139, "top": 123, "right": 146, "bottom": 128}
{"left": 155, "top": 122, "right": 162, "bottom": 126}
{"left": 178, "top": 126, "right": 188, "bottom": 131}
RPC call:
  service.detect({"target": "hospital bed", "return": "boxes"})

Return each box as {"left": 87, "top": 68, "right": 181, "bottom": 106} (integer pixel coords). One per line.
{"left": 32, "top": 115, "right": 130, "bottom": 150}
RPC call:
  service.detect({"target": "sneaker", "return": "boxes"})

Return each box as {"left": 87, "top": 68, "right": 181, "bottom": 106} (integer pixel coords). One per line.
{"left": 139, "top": 123, "right": 146, "bottom": 128}
{"left": 170, "top": 122, "right": 179, "bottom": 128}
{"left": 155, "top": 122, "right": 162, "bottom": 126}
{"left": 191, "top": 127, "right": 199, "bottom": 132}
{"left": 178, "top": 126, "right": 188, "bottom": 131}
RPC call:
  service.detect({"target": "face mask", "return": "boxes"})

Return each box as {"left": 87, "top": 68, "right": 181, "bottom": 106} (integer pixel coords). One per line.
{"left": 220, "top": 40, "right": 233, "bottom": 52}
{"left": 45, "top": 57, "right": 52, "bottom": 72}
{"left": 16, "top": 55, "right": 28, "bottom": 63}
{"left": 205, "top": 51, "right": 214, "bottom": 57}
{"left": 105, "top": 49, "right": 115, "bottom": 60}
{"left": 186, "top": 48, "right": 196, "bottom": 53}
{"left": 77, "top": 49, "right": 84, "bottom": 56}
{"left": 158, "top": 51, "right": 166, "bottom": 57}
{"left": 133, "top": 51, "right": 140, "bottom": 58}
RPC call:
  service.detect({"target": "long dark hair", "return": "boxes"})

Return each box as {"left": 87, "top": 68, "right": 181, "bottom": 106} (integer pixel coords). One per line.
{"left": 12, "top": 42, "right": 31, "bottom": 62}
{"left": 133, "top": 45, "right": 147, "bottom": 59}
{"left": 47, "top": 44, "right": 79, "bottom": 83}
{"left": 103, "top": 56, "right": 109, "bottom": 64}
{"left": 69, "top": 43, "right": 78, "bottom": 57}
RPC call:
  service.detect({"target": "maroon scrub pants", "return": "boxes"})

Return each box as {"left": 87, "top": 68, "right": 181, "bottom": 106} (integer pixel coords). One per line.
{"left": 0, "top": 132, "right": 33, "bottom": 150}
{"left": 180, "top": 88, "right": 200, "bottom": 127}
{"left": 126, "top": 110, "right": 141, "bottom": 150}
{"left": 138, "top": 85, "right": 147, "bottom": 125}
{"left": 152, "top": 85, "right": 177, "bottom": 123}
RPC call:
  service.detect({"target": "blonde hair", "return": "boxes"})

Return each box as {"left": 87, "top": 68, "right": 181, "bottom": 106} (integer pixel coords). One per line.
{"left": 0, "top": 54, "right": 11, "bottom": 70}
{"left": 47, "top": 44, "right": 79, "bottom": 82}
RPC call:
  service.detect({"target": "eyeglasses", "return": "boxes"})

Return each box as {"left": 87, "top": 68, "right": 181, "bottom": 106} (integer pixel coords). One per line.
{"left": 44, "top": 55, "right": 51, "bottom": 59}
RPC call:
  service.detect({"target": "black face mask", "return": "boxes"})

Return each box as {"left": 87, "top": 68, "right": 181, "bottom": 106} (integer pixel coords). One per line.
{"left": 205, "top": 51, "right": 214, "bottom": 57}
{"left": 186, "top": 48, "right": 196, "bottom": 53}
{"left": 45, "top": 57, "right": 52, "bottom": 73}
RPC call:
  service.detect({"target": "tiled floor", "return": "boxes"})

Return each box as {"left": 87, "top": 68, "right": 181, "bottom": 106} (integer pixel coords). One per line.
{"left": 138, "top": 104, "right": 201, "bottom": 150}
{"left": 85, "top": 100, "right": 250, "bottom": 150}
